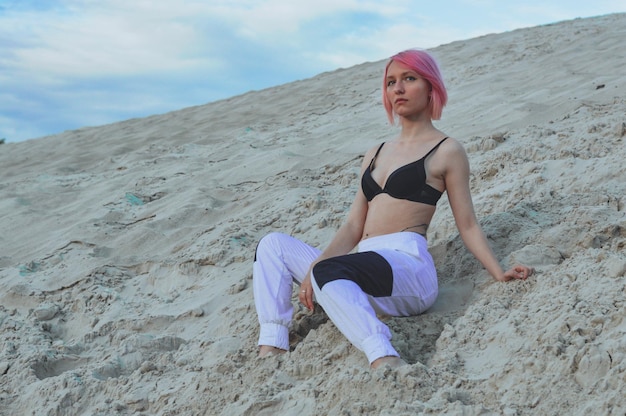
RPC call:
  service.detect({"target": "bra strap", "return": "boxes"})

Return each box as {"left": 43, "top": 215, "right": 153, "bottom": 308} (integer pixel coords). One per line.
{"left": 369, "top": 142, "right": 386, "bottom": 168}
{"left": 423, "top": 137, "right": 449, "bottom": 159}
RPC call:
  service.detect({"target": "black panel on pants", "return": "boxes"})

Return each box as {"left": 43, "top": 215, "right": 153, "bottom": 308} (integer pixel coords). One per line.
{"left": 312, "top": 251, "right": 393, "bottom": 297}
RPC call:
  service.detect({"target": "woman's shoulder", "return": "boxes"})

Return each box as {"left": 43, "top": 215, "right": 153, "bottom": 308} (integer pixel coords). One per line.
{"left": 439, "top": 136, "right": 467, "bottom": 157}
{"left": 430, "top": 136, "right": 470, "bottom": 175}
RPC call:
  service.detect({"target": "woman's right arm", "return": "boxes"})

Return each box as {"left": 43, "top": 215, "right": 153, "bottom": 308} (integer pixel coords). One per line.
{"left": 299, "top": 150, "right": 373, "bottom": 309}
{"left": 313, "top": 191, "right": 368, "bottom": 263}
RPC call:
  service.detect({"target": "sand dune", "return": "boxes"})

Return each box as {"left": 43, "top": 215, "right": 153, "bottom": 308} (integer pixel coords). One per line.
{"left": 1, "top": 13, "right": 625, "bottom": 415}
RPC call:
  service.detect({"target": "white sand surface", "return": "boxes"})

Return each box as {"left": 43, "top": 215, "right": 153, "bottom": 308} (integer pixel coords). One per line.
{"left": 1, "top": 13, "right": 625, "bottom": 416}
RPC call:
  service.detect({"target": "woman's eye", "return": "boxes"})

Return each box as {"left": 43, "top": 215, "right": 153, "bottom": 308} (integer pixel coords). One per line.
{"left": 405, "top": 76, "right": 416, "bottom": 81}
{"left": 387, "top": 80, "right": 396, "bottom": 87}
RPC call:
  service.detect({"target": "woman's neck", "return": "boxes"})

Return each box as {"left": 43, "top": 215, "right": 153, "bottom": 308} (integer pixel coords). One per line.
{"left": 397, "top": 117, "right": 439, "bottom": 142}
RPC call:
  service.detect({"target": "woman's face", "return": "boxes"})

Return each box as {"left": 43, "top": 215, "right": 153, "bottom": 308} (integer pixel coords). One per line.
{"left": 385, "top": 60, "right": 431, "bottom": 119}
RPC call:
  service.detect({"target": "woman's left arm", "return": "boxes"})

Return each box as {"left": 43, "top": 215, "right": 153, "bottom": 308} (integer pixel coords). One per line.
{"left": 443, "top": 140, "right": 533, "bottom": 282}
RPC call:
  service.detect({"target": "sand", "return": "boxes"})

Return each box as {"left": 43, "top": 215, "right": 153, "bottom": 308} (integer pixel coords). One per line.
{"left": 1, "top": 12, "right": 625, "bottom": 416}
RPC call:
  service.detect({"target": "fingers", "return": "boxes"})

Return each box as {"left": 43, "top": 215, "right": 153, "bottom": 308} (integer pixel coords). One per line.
{"left": 522, "top": 265, "right": 534, "bottom": 278}
{"left": 512, "top": 265, "right": 534, "bottom": 280}
{"left": 299, "top": 285, "right": 314, "bottom": 311}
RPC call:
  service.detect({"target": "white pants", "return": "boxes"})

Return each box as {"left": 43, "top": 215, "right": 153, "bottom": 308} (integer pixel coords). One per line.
{"left": 253, "top": 232, "right": 438, "bottom": 364}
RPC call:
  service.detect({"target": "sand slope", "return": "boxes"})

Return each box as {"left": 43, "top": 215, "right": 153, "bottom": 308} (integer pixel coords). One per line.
{"left": 1, "top": 13, "right": 625, "bottom": 416}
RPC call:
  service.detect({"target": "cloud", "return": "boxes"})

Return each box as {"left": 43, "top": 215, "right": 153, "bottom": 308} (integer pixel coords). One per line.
{"left": 1, "top": 1, "right": 221, "bottom": 81}
{"left": 207, "top": 0, "right": 384, "bottom": 39}
{"left": 2, "top": 0, "right": 394, "bottom": 89}
{"left": 0, "top": 0, "right": 239, "bottom": 140}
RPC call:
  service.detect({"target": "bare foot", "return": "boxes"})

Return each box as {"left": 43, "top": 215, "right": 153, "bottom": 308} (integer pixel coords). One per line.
{"left": 258, "top": 345, "right": 287, "bottom": 358}
{"left": 371, "top": 356, "right": 407, "bottom": 370}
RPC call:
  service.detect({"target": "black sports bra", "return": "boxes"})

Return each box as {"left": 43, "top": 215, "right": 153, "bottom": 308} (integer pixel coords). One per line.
{"left": 361, "top": 137, "right": 448, "bottom": 205}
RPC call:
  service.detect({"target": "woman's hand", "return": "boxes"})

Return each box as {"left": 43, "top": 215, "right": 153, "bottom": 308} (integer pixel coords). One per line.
{"left": 503, "top": 265, "right": 534, "bottom": 281}
{"left": 298, "top": 273, "right": 315, "bottom": 311}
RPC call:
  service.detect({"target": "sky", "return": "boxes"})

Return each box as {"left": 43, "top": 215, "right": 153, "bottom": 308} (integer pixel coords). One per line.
{"left": 1, "top": 0, "right": 624, "bottom": 143}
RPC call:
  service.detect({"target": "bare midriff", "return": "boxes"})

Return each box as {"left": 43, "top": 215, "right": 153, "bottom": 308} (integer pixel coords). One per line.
{"left": 361, "top": 195, "right": 437, "bottom": 240}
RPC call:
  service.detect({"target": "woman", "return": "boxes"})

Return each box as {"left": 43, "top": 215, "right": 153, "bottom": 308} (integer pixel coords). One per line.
{"left": 253, "top": 49, "right": 533, "bottom": 369}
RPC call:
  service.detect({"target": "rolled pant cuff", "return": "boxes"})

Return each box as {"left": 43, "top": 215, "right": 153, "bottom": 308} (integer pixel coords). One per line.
{"left": 258, "top": 322, "right": 290, "bottom": 351}
{"left": 362, "top": 333, "right": 399, "bottom": 364}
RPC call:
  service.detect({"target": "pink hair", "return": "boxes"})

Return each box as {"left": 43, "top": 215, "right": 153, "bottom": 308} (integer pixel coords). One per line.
{"left": 382, "top": 49, "right": 448, "bottom": 123}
